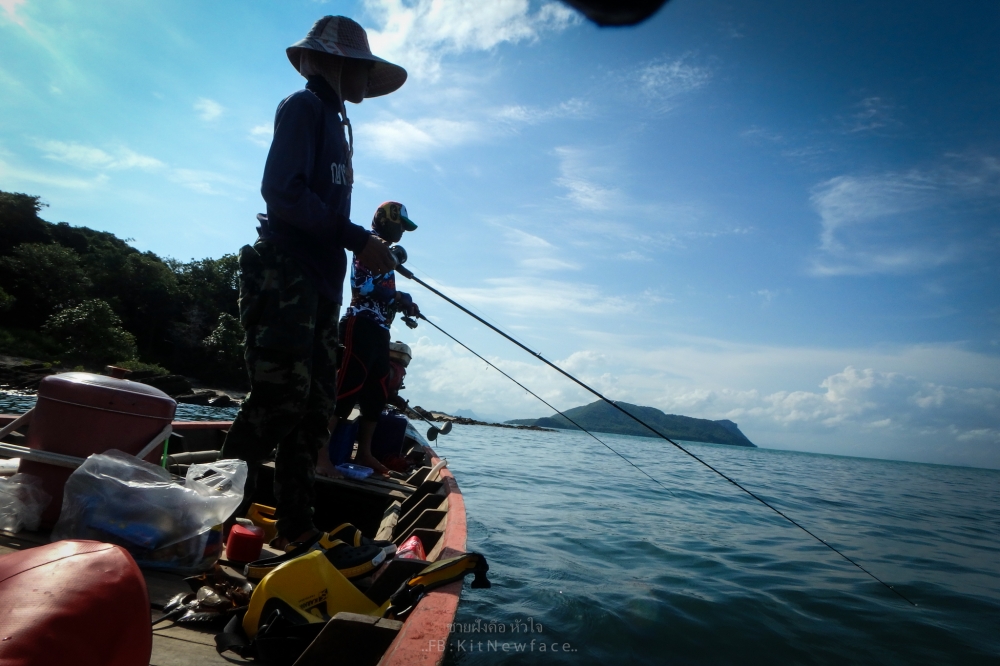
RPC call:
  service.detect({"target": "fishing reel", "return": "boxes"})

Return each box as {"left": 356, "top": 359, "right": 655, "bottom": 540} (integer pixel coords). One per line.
{"left": 401, "top": 315, "right": 418, "bottom": 329}
{"left": 390, "top": 244, "right": 407, "bottom": 267}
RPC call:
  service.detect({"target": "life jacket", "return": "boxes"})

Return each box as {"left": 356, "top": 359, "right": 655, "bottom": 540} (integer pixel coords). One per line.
{"left": 215, "top": 551, "right": 489, "bottom": 664}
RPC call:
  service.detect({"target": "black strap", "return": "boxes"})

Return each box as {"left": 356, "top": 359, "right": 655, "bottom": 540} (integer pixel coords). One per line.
{"left": 215, "top": 613, "right": 256, "bottom": 659}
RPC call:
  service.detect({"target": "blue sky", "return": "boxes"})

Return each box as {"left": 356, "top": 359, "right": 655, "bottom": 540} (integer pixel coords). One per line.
{"left": 2, "top": 0, "right": 999, "bottom": 468}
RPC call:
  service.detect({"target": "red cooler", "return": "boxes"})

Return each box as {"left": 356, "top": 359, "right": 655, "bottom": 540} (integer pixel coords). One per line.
{"left": 19, "top": 372, "right": 177, "bottom": 526}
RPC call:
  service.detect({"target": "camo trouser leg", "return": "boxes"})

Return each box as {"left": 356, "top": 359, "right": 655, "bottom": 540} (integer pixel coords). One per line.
{"left": 221, "top": 240, "right": 340, "bottom": 539}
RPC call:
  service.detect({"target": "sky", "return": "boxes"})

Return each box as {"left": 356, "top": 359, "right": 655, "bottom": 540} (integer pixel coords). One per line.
{"left": 1, "top": 0, "right": 999, "bottom": 468}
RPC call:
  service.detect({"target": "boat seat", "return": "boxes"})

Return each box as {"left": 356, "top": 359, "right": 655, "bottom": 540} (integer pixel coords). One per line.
{"left": 393, "top": 511, "right": 447, "bottom": 546}
{"left": 393, "top": 493, "right": 445, "bottom": 538}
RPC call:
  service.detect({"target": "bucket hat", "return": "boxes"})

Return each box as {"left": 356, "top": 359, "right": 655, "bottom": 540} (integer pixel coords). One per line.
{"left": 287, "top": 16, "right": 407, "bottom": 98}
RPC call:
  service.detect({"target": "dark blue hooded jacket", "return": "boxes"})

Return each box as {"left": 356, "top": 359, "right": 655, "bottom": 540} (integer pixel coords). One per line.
{"left": 258, "top": 76, "right": 371, "bottom": 304}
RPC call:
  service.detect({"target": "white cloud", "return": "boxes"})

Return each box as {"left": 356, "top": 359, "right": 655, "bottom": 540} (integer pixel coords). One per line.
{"left": 363, "top": 117, "right": 481, "bottom": 161}
{"left": 842, "top": 96, "right": 897, "bottom": 134}
{"left": 0, "top": 157, "right": 107, "bottom": 190}
{"left": 554, "top": 146, "right": 620, "bottom": 211}
{"left": 248, "top": 124, "right": 273, "bottom": 147}
{"left": 362, "top": 96, "right": 586, "bottom": 162}
{"left": 394, "top": 328, "right": 1000, "bottom": 467}
{"left": 755, "top": 289, "right": 777, "bottom": 303}
{"left": 37, "top": 140, "right": 164, "bottom": 171}
{"left": 194, "top": 98, "right": 224, "bottom": 121}
{"left": 741, "top": 126, "right": 783, "bottom": 143}
{"left": 813, "top": 173, "right": 935, "bottom": 253}
{"left": 616, "top": 250, "right": 652, "bottom": 262}
{"left": 493, "top": 224, "right": 581, "bottom": 271}
{"left": 501, "top": 226, "right": 552, "bottom": 250}
{"left": 634, "top": 56, "right": 711, "bottom": 111}
{"left": 364, "top": 0, "right": 578, "bottom": 80}
{"left": 494, "top": 98, "right": 589, "bottom": 125}
{"left": 429, "top": 275, "right": 635, "bottom": 318}
{"left": 809, "top": 158, "right": 1000, "bottom": 276}
{"left": 168, "top": 168, "right": 253, "bottom": 196}
{"left": 0, "top": 0, "right": 26, "bottom": 26}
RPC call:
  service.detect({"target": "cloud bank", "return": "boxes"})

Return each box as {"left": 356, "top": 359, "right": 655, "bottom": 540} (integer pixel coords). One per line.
{"left": 395, "top": 332, "right": 1000, "bottom": 468}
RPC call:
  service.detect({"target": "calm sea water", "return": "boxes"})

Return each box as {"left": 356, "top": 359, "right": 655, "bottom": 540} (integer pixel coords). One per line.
{"left": 433, "top": 425, "right": 1000, "bottom": 665}
{"left": 3, "top": 392, "right": 998, "bottom": 664}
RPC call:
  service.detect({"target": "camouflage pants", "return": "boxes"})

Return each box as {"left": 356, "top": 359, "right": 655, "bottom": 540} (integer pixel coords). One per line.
{"left": 221, "top": 240, "right": 339, "bottom": 539}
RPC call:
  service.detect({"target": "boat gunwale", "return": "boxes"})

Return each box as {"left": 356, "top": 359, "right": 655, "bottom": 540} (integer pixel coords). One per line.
{"left": 378, "top": 442, "right": 467, "bottom": 666}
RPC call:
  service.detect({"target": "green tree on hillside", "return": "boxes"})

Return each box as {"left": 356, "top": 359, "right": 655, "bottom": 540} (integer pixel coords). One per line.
{"left": 42, "top": 299, "right": 137, "bottom": 366}
{"left": 0, "top": 189, "right": 246, "bottom": 387}
{"left": 0, "top": 243, "right": 92, "bottom": 327}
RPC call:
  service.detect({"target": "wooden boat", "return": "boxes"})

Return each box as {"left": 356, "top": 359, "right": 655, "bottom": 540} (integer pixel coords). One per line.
{"left": 0, "top": 415, "right": 469, "bottom": 666}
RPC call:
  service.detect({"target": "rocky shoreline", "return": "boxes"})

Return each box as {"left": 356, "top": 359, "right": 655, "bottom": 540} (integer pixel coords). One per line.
{"left": 0, "top": 358, "right": 553, "bottom": 433}
{"left": 407, "top": 406, "right": 556, "bottom": 433}
{"left": 0, "top": 357, "right": 243, "bottom": 407}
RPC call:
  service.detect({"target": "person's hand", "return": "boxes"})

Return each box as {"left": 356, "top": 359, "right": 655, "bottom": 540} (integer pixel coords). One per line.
{"left": 395, "top": 292, "right": 419, "bottom": 317}
{"left": 357, "top": 235, "right": 396, "bottom": 273}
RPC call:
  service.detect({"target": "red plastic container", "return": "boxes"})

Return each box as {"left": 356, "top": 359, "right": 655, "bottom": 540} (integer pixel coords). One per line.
{"left": 226, "top": 524, "right": 265, "bottom": 562}
{"left": 396, "top": 535, "right": 426, "bottom": 560}
{"left": 0, "top": 540, "right": 152, "bottom": 666}
{"left": 19, "top": 372, "right": 176, "bottom": 526}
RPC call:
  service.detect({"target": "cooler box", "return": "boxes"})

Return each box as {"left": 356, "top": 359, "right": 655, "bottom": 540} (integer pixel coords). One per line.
{"left": 0, "top": 540, "right": 152, "bottom": 666}
{"left": 19, "top": 372, "right": 176, "bottom": 526}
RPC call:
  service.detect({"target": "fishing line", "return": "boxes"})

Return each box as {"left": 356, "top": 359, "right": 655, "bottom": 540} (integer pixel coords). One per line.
{"left": 397, "top": 264, "right": 917, "bottom": 606}
{"left": 415, "top": 313, "right": 675, "bottom": 498}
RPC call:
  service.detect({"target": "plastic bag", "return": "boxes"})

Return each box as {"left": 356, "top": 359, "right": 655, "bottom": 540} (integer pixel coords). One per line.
{"left": 51, "top": 450, "right": 247, "bottom": 573}
{"left": 0, "top": 473, "right": 51, "bottom": 533}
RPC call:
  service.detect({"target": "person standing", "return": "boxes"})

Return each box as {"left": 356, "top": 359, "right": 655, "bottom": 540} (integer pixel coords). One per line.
{"left": 322, "top": 202, "right": 419, "bottom": 477}
{"left": 222, "top": 16, "right": 405, "bottom": 548}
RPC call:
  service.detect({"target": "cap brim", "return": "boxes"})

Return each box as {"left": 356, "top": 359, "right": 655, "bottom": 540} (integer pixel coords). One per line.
{"left": 400, "top": 215, "right": 417, "bottom": 231}
{"left": 287, "top": 43, "right": 407, "bottom": 98}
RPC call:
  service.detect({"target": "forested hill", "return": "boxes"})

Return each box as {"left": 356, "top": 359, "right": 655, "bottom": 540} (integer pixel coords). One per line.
{"left": 0, "top": 190, "right": 246, "bottom": 387}
{"left": 507, "top": 400, "right": 757, "bottom": 447}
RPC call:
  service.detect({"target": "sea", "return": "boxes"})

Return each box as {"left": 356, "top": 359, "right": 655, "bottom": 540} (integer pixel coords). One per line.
{"left": 2, "top": 391, "right": 998, "bottom": 665}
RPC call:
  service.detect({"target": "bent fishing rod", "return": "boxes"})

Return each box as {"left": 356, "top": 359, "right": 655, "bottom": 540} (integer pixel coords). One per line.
{"left": 396, "top": 262, "right": 916, "bottom": 606}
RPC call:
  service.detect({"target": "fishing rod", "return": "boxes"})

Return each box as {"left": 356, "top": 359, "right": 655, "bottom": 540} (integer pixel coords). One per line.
{"left": 401, "top": 398, "right": 453, "bottom": 441}
{"left": 395, "top": 262, "right": 916, "bottom": 606}
{"left": 412, "top": 312, "right": 676, "bottom": 498}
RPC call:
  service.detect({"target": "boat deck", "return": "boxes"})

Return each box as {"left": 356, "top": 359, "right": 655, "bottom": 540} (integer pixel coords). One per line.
{"left": 0, "top": 529, "right": 242, "bottom": 665}
{"left": 0, "top": 438, "right": 467, "bottom": 666}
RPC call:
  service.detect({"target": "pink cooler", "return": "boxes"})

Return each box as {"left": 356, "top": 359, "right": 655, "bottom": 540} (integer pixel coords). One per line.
{"left": 19, "top": 372, "right": 177, "bottom": 526}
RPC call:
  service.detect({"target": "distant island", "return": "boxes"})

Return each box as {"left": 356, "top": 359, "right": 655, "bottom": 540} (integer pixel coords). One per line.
{"left": 506, "top": 400, "right": 757, "bottom": 447}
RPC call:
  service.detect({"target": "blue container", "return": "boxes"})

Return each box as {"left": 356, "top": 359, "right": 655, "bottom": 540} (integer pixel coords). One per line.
{"left": 335, "top": 463, "right": 373, "bottom": 480}
{"left": 327, "top": 420, "right": 359, "bottom": 466}
{"left": 371, "top": 410, "right": 408, "bottom": 459}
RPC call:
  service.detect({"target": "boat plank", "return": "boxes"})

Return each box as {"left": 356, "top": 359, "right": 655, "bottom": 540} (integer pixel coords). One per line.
{"left": 152, "top": 623, "right": 218, "bottom": 647}
{"left": 261, "top": 461, "right": 411, "bottom": 501}
{"left": 150, "top": 631, "right": 248, "bottom": 665}
{"left": 144, "top": 569, "right": 192, "bottom": 608}
{"left": 294, "top": 612, "right": 403, "bottom": 666}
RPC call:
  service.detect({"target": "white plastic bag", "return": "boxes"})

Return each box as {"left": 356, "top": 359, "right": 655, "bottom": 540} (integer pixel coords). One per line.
{"left": 0, "top": 473, "right": 51, "bottom": 533}
{"left": 51, "top": 450, "right": 246, "bottom": 572}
